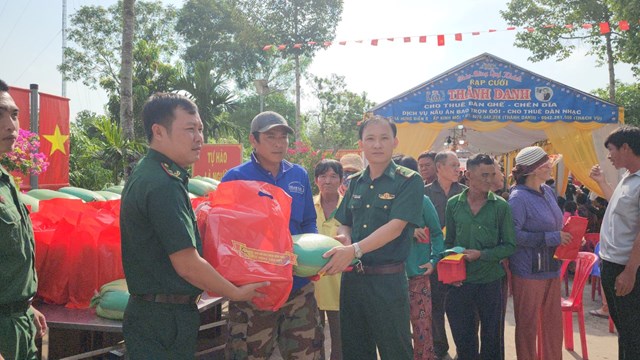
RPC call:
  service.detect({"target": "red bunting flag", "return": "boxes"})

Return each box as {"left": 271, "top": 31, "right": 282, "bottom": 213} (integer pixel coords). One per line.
{"left": 599, "top": 22, "right": 611, "bottom": 34}
{"left": 455, "top": 33, "right": 462, "bottom": 41}
{"left": 387, "top": 38, "right": 394, "bottom": 42}
{"left": 507, "top": 27, "right": 516, "bottom": 31}
{"left": 564, "top": 24, "right": 574, "bottom": 29}
{"left": 526, "top": 27, "right": 535, "bottom": 32}
{"left": 404, "top": 37, "right": 411, "bottom": 43}
{"left": 307, "top": 41, "right": 317, "bottom": 45}
{"left": 293, "top": 43, "right": 302, "bottom": 49}
{"left": 472, "top": 31, "right": 480, "bottom": 35}
{"left": 371, "top": 39, "right": 378, "bottom": 46}
{"left": 355, "top": 40, "right": 363, "bottom": 43}
{"left": 619, "top": 20, "right": 629, "bottom": 31}
{"left": 582, "top": 23, "right": 593, "bottom": 29}
{"left": 419, "top": 36, "right": 427, "bottom": 43}
{"left": 437, "top": 35, "right": 445, "bottom": 46}
{"left": 277, "top": 44, "right": 286, "bottom": 50}
{"left": 323, "top": 41, "right": 332, "bottom": 47}
{"left": 339, "top": 41, "right": 346, "bottom": 45}
{"left": 488, "top": 29, "right": 497, "bottom": 32}
{"left": 543, "top": 24, "right": 554, "bottom": 28}
{"left": 262, "top": 45, "right": 273, "bottom": 51}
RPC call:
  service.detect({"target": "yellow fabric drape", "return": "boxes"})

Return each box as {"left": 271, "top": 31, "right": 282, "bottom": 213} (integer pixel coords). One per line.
{"left": 544, "top": 124, "right": 603, "bottom": 197}
{"left": 395, "top": 123, "right": 440, "bottom": 158}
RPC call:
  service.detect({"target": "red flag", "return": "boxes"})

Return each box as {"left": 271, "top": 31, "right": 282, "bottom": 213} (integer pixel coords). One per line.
{"left": 371, "top": 39, "right": 379, "bottom": 46}
{"left": 437, "top": 35, "right": 445, "bottom": 46}
{"left": 307, "top": 41, "right": 317, "bottom": 45}
{"left": 472, "top": 31, "right": 480, "bottom": 36}
{"left": 488, "top": 29, "right": 497, "bottom": 32}
{"left": 599, "top": 22, "right": 611, "bottom": 34}
{"left": 619, "top": 20, "right": 629, "bottom": 31}
{"left": 293, "top": 43, "right": 302, "bottom": 49}
{"left": 404, "top": 37, "right": 411, "bottom": 43}
{"left": 564, "top": 24, "right": 574, "bottom": 29}
{"left": 387, "top": 38, "right": 394, "bottom": 42}
{"left": 543, "top": 24, "right": 554, "bottom": 28}
{"left": 582, "top": 23, "right": 593, "bottom": 29}
{"left": 506, "top": 26, "right": 516, "bottom": 31}
{"left": 277, "top": 44, "right": 286, "bottom": 50}
{"left": 526, "top": 27, "right": 535, "bottom": 32}
{"left": 262, "top": 45, "right": 273, "bottom": 51}
{"left": 339, "top": 41, "right": 346, "bottom": 45}
{"left": 419, "top": 36, "right": 427, "bottom": 43}
{"left": 323, "top": 41, "right": 332, "bottom": 47}
{"left": 8, "top": 87, "right": 31, "bottom": 131}
{"left": 455, "top": 33, "right": 462, "bottom": 41}
{"left": 39, "top": 93, "right": 70, "bottom": 189}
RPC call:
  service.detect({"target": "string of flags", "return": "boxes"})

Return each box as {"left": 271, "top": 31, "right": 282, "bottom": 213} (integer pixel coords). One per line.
{"left": 262, "top": 20, "right": 636, "bottom": 51}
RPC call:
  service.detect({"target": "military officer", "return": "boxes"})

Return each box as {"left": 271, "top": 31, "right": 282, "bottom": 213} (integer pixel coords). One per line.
{"left": 0, "top": 79, "right": 47, "bottom": 360}
{"left": 120, "top": 93, "right": 267, "bottom": 359}
{"left": 321, "top": 115, "right": 424, "bottom": 360}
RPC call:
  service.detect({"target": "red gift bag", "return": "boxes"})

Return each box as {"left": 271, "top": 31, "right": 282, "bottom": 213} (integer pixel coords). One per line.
{"left": 554, "top": 216, "right": 588, "bottom": 260}
{"left": 197, "top": 181, "right": 294, "bottom": 311}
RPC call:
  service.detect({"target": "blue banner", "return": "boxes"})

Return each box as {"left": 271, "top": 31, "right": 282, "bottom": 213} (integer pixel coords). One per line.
{"left": 372, "top": 53, "right": 620, "bottom": 124}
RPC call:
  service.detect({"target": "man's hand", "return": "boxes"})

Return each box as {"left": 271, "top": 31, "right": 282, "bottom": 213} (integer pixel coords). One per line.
{"left": 615, "top": 268, "right": 637, "bottom": 296}
{"left": 334, "top": 234, "right": 351, "bottom": 246}
{"left": 463, "top": 249, "right": 481, "bottom": 262}
{"left": 320, "top": 245, "right": 356, "bottom": 275}
{"left": 229, "top": 281, "right": 270, "bottom": 302}
{"left": 419, "top": 262, "right": 434, "bottom": 275}
{"left": 414, "top": 228, "right": 429, "bottom": 243}
{"left": 31, "top": 306, "right": 47, "bottom": 339}
{"left": 589, "top": 165, "right": 606, "bottom": 183}
{"left": 560, "top": 231, "right": 573, "bottom": 246}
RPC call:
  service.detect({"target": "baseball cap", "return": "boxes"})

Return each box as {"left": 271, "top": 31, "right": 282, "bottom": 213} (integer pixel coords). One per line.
{"left": 340, "top": 153, "right": 364, "bottom": 172}
{"left": 250, "top": 111, "right": 294, "bottom": 134}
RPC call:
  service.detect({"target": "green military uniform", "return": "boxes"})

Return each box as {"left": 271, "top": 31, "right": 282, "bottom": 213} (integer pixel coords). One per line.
{"left": 120, "top": 149, "right": 203, "bottom": 359}
{"left": 335, "top": 161, "right": 424, "bottom": 360}
{"left": 0, "top": 166, "right": 38, "bottom": 360}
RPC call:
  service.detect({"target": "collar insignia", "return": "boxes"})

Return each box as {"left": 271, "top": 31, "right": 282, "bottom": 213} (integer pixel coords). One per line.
{"left": 378, "top": 193, "right": 395, "bottom": 200}
{"left": 161, "top": 162, "right": 182, "bottom": 180}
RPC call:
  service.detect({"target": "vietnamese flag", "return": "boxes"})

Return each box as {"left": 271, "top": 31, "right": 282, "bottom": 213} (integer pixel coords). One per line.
{"left": 8, "top": 87, "right": 31, "bottom": 131}
{"left": 39, "top": 93, "right": 70, "bottom": 189}
{"left": 437, "top": 35, "right": 445, "bottom": 46}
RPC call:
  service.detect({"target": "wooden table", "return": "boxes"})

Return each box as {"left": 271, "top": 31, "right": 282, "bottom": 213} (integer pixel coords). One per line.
{"left": 39, "top": 295, "right": 226, "bottom": 359}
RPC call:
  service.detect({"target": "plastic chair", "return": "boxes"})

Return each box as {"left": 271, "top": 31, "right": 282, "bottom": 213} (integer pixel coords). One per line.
{"left": 560, "top": 252, "right": 599, "bottom": 360}
{"left": 590, "top": 243, "right": 602, "bottom": 301}
{"left": 584, "top": 233, "right": 600, "bottom": 250}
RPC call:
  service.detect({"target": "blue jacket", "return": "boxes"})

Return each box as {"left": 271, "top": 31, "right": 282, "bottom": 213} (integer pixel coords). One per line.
{"left": 222, "top": 152, "right": 318, "bottom": 292}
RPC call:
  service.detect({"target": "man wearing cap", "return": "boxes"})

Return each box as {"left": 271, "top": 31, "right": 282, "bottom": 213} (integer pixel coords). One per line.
{"left": 320, "top": 115, "right": 424, "bottom": 360}
{"left": 120, "top": 93, "right": 267, "bottom": 358}
{"left": 222, "top": 111, "right": 323, "bottom": 359}
{"left": 443, "top": 154, "right": 515, "bottom": 360}
{"left": 0, "top": 79, "right": 47, "bottom": 360}
{"left": 339, "top": 153, "right": 364, "bottom": 196}
{"left": 424, "top": 150, "right": 466, "bottom": 360}
{"left": 590, "top": 126, "right": 640, "bottom": 359}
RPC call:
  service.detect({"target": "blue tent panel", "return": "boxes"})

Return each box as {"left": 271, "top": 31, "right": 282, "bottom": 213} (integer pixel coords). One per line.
{"left": 371, "top": 53, "right": 620, "bottom": 125}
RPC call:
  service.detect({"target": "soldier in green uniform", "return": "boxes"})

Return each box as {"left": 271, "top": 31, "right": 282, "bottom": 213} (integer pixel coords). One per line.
{"left": 120, "top": 93, "right": 267, "bottom": 359}
{"left": 320, "top": 115, "right": 424, "bottom": 360}
{"left": 0, "top": 80, "right": 47, "bottom": 360}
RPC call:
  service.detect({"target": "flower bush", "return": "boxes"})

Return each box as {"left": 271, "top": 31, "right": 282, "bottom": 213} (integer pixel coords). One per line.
{"left": 0, "top": 129, "right": 49, "bottom": 176}
{"left": 286, "top": 140, "right": 325, "bottom": 192}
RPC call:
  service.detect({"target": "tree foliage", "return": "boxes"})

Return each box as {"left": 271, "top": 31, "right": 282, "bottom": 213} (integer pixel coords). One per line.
{"left": 500, "top": 0, "right": 637, "bottom": 101}
{"left": 593, "top": 81, "right": 640, "bottom": 126}
{"left": 306, "top": 74, "right": 375, "bottom": 153}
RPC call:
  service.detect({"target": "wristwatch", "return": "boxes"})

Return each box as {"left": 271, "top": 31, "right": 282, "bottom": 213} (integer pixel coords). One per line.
{"left": 352, "top": 242, "right": 363, "bottom": 259}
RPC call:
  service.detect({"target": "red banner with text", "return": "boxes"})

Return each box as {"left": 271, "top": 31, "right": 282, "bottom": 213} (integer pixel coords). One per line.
{"left": 192, "top": 144, "right": 243, "bottom": 180}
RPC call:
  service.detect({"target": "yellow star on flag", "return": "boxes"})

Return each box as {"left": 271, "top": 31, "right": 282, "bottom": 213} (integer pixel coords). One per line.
{"left": 42, "top": 125, "right": 69, "bottom": 156}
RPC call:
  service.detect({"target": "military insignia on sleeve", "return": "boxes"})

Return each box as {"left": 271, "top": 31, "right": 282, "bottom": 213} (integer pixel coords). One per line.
{"left": 161, "top": 162, "right": 182, "bottom": 180}
{"left": 378, "top": 193, "right": 395, "bottom": 200}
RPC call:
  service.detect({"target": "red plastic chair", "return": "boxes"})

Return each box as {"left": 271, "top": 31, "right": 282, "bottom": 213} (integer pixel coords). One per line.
{"left": 560, "top": 252, "right": 598, "bottom": 360}
{"left": 584, "top": 233, "right": 600, "bottom": 249}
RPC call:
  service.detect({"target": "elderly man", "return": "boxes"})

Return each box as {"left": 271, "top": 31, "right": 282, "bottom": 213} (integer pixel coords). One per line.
{"left": 418, "top": 151, "right": 437, "bottom": 185}
{"left": 0, "top": 79, "right": 47, "bottom": 360}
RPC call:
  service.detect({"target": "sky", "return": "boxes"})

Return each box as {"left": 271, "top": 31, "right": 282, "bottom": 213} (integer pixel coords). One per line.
{"left": 1, "top": 0, "right": 636, "bottom": 120}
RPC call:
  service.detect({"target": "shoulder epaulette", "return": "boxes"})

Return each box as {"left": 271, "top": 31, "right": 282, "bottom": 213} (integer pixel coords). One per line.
{"left": 161, "top": 162, "right": 182, "bottom": 180}
{"left": 396, "top": 166, "right": 416, "bottom": 178}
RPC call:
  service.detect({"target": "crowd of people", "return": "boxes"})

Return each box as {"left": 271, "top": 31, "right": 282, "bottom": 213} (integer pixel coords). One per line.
{"left": 1, "top": 83, "right": 639, "bottom": 360}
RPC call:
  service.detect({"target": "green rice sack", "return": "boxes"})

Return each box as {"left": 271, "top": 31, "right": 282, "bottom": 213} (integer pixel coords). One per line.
{"left": 90, "top": 279, "right": 129, "bottom": 320}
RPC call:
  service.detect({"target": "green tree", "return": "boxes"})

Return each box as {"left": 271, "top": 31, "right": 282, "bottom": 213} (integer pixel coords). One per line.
{"left": 307, "top": 74, "right": 375, "bottom": 153}
{"left": 175, "top": 61, "right": 239, "bottom": 142}
{"left": 238, "top": 0, "right": 343, "bottom": 136}
{"left": 501, "top": 0, "right": 633, "bottom": 101}
{"left": 593, "top": 81, "right": 640, "bottom": 126}
{"left": 120, "top": 0, "right": 136, "bottom": 142}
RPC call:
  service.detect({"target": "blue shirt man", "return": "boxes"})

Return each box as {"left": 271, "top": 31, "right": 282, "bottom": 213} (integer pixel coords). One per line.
{"left": 221, "top": 111, "right": 323, "bottom": 359}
